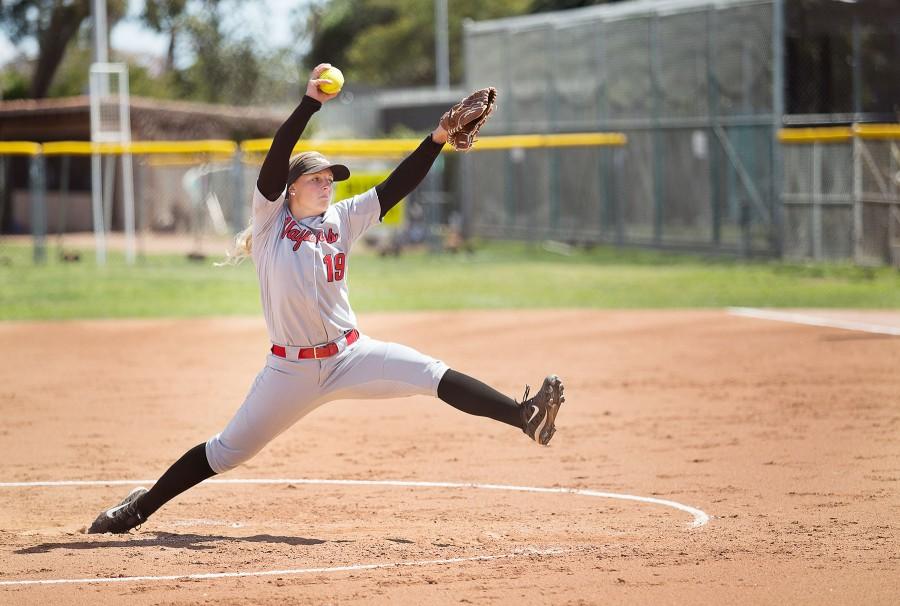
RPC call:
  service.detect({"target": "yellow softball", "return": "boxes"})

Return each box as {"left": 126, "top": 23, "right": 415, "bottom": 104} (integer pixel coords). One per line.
{"left": 318, "top": 66, "right": 344, "bottom": 95}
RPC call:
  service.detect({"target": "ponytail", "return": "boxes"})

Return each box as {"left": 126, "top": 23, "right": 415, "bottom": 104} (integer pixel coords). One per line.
{"left": 216, "top": 222, "right": 253, "bottom": 266}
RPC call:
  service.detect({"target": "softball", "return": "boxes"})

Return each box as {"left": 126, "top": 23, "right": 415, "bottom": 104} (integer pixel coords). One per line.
{"left": 318, "top": 67, "right": 344, "bottom": 95}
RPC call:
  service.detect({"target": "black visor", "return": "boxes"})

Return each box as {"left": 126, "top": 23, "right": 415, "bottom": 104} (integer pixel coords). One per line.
{"left": 286, "top": 151, "right": 350, "bottom": 187}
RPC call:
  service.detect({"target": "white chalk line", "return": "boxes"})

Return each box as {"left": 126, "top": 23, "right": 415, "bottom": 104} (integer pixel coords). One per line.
{"left": 729, "top": 307, "right": 900, "bottom": 336}
{"left": 0, "top": 478, "right": 709, "bottom": 588}
{"left": 0, "top": 547, "right": 567, "bottom": 587}
{"left": 169, "top": 518, "right": 243, "bottom": 528}
{"left": 0, "top": 477, "right": 710, "bottom": 528}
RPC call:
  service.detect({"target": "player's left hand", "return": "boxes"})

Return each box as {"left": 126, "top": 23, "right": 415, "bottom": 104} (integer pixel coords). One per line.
{"left": 306, "top": 63, "right": 339, "bottom": 104}
{"left": 439, "top": 87, "right": 497, "bottom": 152}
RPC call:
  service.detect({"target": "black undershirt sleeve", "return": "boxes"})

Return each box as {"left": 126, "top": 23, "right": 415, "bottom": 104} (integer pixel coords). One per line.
{"left": 257, "top": 95, "right": 322, "bottom": 202}
{"left": 374, "top": 135, "right": 445, "bottom": 219}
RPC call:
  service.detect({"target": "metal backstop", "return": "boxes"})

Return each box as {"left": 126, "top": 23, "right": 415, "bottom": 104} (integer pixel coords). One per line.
{"left": 462, "top": 0, "right": 900, "bottom": 263}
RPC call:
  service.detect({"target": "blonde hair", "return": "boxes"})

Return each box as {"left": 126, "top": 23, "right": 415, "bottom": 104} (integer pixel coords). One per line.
{"left": 216, "top": 222, "right": 253, "bottom": 266}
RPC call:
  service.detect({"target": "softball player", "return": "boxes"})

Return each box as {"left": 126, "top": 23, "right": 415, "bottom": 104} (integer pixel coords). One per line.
{"left": 88, "top": 64, "right": 564, "bottom": 534}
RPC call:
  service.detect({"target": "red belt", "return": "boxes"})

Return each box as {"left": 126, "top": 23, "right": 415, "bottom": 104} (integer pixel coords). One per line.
{"left": 271, "top": 329, "right": 359, "bottom": 360}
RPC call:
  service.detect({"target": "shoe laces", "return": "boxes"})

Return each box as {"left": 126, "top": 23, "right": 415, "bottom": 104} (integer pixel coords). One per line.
{"left": 118, "top": 499, "right": 144, "bottom": 527}
{"left": 520, "top": 384, "right": 531, "bottom": 405}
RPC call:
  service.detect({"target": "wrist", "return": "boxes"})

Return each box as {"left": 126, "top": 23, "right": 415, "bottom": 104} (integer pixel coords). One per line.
{"left": 431, "top": 126, "right": 448, "bottom": 145}
{"left": 302, "top": 94, "right": 323, "bottom": 109}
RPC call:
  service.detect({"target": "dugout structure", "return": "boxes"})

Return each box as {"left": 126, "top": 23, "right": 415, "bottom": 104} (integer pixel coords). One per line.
{"left": 463, "top": 0, "right": 900, "bottom": 263}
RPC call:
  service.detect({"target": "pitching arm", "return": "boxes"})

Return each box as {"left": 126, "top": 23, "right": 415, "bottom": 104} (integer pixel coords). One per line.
{"left": 257, "top": 64, "right": 338, "bottom": 202}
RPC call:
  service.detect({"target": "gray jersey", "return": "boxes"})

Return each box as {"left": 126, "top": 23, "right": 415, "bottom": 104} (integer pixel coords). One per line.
{"left": 251, "top": 185, "right": 380, "bottom": 347}
{"left": 205, "top": 185, "right": 447, "bottom": 473}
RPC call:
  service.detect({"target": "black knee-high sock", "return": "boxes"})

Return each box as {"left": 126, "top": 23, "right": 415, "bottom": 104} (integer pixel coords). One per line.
{"left": 137, "top": 443, "right": 216, "bottom": 518}
{"left": 437, "top": 369, "right": 523, "bottom": 429}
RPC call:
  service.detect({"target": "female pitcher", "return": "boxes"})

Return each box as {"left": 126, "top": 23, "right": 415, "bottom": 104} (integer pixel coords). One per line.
{"left": 88, "top": 64, "right": 564, "bottom": 534}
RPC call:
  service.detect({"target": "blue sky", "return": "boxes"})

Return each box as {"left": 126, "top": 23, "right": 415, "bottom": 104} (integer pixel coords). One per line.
{"left": 0, "top": 0, "right": 306, "bottom": 67}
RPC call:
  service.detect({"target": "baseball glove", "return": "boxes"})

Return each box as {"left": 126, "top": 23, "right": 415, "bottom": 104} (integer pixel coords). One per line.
{"left": 440, "top": 87, "right": 497, "bottom": 152}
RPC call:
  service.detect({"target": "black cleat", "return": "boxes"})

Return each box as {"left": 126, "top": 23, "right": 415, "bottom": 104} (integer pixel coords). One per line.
{"left": 87, "top": 487, "right": 148, "bottom": 534}
{"left": 520, "top": 375, "right": 565, "bottom": 445}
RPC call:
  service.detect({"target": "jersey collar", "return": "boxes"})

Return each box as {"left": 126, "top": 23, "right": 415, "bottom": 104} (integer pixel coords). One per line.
{"left": 285, "top": 204, "right": 326, "bottom": 228}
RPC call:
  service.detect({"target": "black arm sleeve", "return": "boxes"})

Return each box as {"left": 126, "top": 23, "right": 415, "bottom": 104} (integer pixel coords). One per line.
{"left": 374, "top": 135, "right": 445, "bottom": 219}
{"left": 256, "top": 95, "right": 323, "bottom": 202}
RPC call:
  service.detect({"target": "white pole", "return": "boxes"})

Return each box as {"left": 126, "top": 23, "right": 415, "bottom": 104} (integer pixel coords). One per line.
{"left": 103, "top": 154, "right": 115, "bottom": 231}
{"left": 852, "top": 130, "right": 862, "bottom": 263}
{"left": 122, "top": 158, "right": 136, "bottom": 264}
{"left": 90, "top": 0, "right": 110, "bottom": 265}
{"left": 119, "top": 65, "right": 136, "bottom": 264}
{"left": 89, "top": 65, "right": 106, "bottom": 265}
{"left": 812, "top": 142, "right": 822, "bottom": 260}
{"left": 92, "top": 0, "right": 109, "bottom": 64}
{"left": 772, "top": 0, "right": 785, "bottom": 256}
{"left": 90, "top": 152, "right": 106, "bottom": 265}
{"left": 435, "top": 0, "right": 450, "bottom": 89}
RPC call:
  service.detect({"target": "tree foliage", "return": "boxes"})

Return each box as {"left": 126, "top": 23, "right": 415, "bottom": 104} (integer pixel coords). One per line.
{"left": 0, "top": 0, "right": 629, "bottom": 104}
{"left": 303, "top": 0, "right": 397, "bottom": 76}
{"left": 0, "top": 0, "right": 126, "bottom": 98}
{"left": 138, "top": 0, "right": 274, "bottom": 105}
{"left": 300, "top": 0, "right": 626, "bottom": 87}
{"left": 0, "top": 0, "right": 277, "bottom": 105}
{"left": 529, "top": 0, "right": 623, "bottom": 12}
{"left": 302, "top": 0, "right": 533, "bottom": 87}
{"left": 141, "top": 0, "right": 189, "bottom": 72}
{"left": 174, "top": 10, "right": 262, "bottom": 104}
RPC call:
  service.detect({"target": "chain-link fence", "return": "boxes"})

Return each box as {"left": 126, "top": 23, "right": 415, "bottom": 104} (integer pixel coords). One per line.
{"left": 0, "top": 145, "right": 45, "bottom": 265}
{"left": 462, "top": 141, "right": 624, "bottom": 243}
{"left": 464, "top": 0, "right": 780, "bottom": 256}
{"left": 855, "top": 127, "right": 900, "bottom": 266}
{"left": 781, "top": 126, "right": 900, "bottom": 266}
{"left": 463, "top": 0, "right": 899, "bottom": 261}
{"left": 0, "top": 142, "right": 249, "bottom": 264}
{"left": 3, "top": 138, "right": 565, "bottom": 264}
{"left": 134, "top": 151, "right": 247, "bottom": 257}
{"left": 5, "top": 0, "right": 899, "bottom": 266}
{"left": 781, "top": 130, "right": 854, "bottom": 261}
{"left": 6, "top": 128, "right": 894, "bottom": 268}
{"left": 785, "top": 0, "right": 900, "bottom": 123}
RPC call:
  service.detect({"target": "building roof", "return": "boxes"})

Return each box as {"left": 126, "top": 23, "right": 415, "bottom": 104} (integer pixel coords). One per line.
{"left": 0, "top": 95, "right": 286, "bottom": 141}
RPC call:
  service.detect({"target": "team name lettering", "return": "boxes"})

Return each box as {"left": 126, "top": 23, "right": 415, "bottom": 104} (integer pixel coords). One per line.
{"left": 281, "top": 217, "right": 340, "bottom": 251}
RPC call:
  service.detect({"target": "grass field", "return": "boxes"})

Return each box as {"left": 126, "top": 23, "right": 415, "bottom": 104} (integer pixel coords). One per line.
{"left": 1, "top": 241, "right": 898, "bottom": 320}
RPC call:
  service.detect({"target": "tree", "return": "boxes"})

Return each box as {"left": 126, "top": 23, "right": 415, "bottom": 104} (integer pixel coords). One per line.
{"left": 302, "top": 0, "right": 397, "bottom": 74}
{"left": 0, "top": 0, "right": 284, "bottom": 105}
{"left": 46, "top": 34, "right": 92, "bottom": 97}
{"left": 141, "top": 0, "right": 189, "bottom": 73}
{"left": 0, "top": 67, "right": 29, "bottom": 99}
{"left": 174, "top": 9, "right": 264, "bottom": 105}
{"left": 0, "top": 0, "right": 126, "bottom": 98}
{"left": 529, "top": 0, "right": 624, "bottom": 12}
{"left": 141, "top": 0, "right": 271, "bottom": 105}
{"left": 301, "top": 0, "right": 533, "bottom": 87}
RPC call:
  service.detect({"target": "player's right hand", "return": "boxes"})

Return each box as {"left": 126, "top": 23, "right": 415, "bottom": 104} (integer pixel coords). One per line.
{"left": 306, "top": 63, "right": 339, "bottom": 104}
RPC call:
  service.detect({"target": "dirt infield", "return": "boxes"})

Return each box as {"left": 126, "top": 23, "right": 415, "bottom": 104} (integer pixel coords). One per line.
{"left": 1, "top": 310, "right": 898, "bottom": 604}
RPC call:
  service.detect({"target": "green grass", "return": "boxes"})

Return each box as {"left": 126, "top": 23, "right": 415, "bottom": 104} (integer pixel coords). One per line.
{"left": 0, "top": 241, "right": 898, "bottom": 320}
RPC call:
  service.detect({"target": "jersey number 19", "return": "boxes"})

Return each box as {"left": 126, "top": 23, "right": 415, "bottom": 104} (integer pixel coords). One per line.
{"left": 323, "top": 253, "right": 346, "bottom": 282}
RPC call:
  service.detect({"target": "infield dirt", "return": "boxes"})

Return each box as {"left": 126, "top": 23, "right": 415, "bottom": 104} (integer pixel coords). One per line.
{"left": 1, "top": 310, "right": 898, "bottom": 604}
